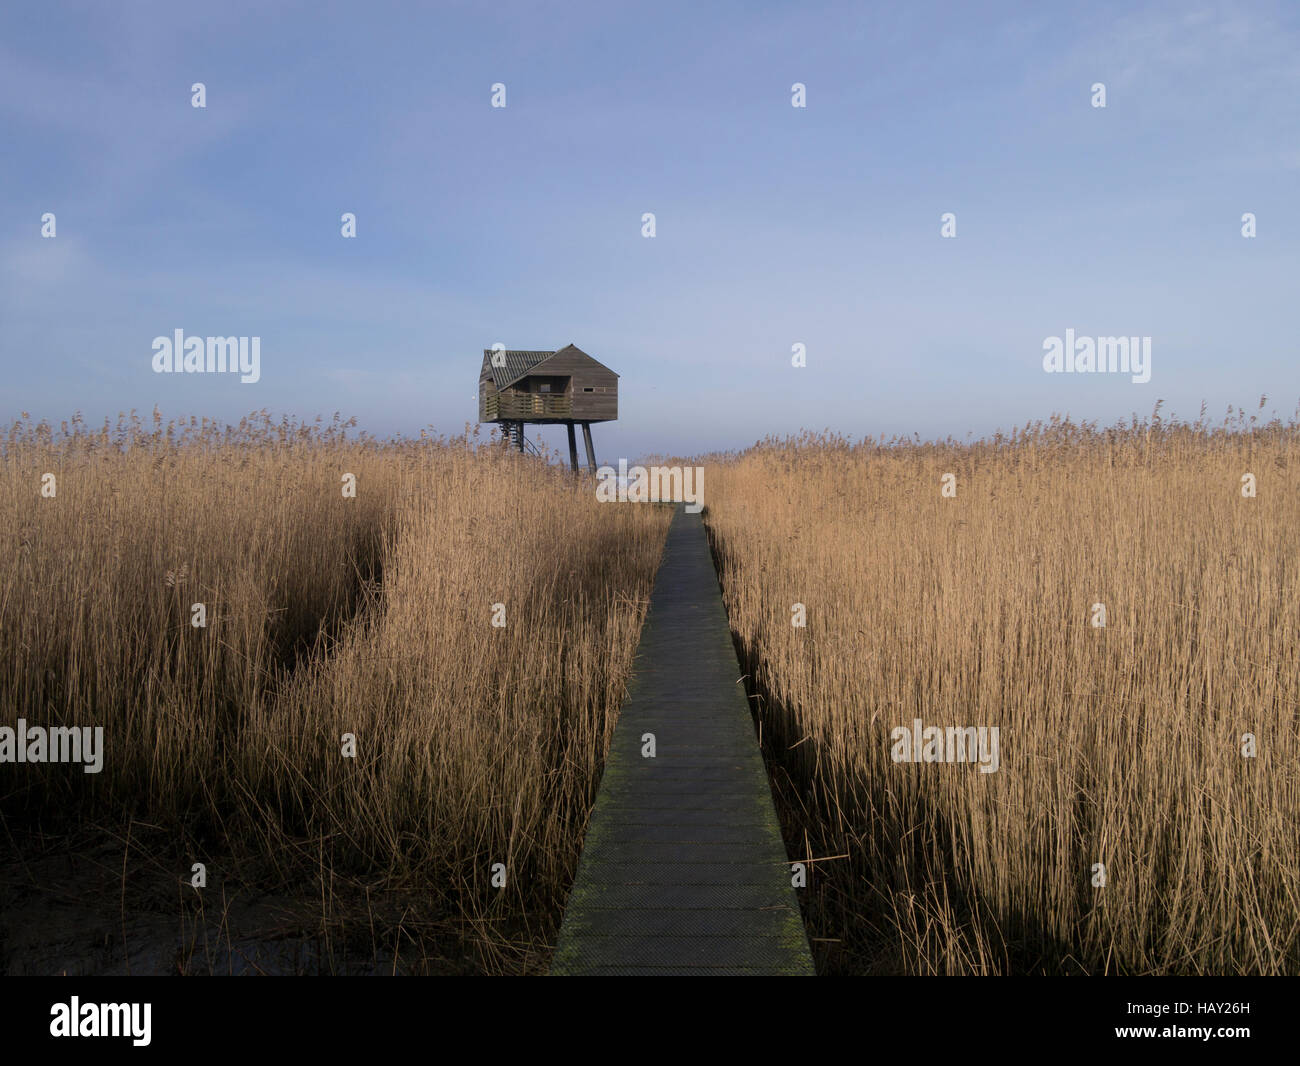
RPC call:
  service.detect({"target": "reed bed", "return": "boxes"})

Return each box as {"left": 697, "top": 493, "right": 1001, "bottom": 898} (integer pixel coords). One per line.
{"left": 0, "top": 410, "right": 669, "bottom": 972}
{"left": 704, "top": 403, "right": 1300, "bottom": 975}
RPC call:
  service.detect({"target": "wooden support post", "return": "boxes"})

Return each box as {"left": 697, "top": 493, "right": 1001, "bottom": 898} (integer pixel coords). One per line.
{"left": 566, "top": 423, "right": 579, "bottom": 473}
{"left": 581, "top": 422, "right": 597, "bottom": 472}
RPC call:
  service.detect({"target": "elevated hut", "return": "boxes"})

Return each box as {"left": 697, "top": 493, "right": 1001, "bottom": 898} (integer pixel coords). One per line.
{"left": 478, "top": 343, "right": 618, "bottom": 471}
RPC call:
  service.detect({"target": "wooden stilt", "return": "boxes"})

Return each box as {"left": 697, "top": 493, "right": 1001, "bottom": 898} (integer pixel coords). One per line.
{"left": 566, "top": 423, "right": 579, "bottom": 473}
{"left": 581, "top": 422, "right": 597, "bottom": 471}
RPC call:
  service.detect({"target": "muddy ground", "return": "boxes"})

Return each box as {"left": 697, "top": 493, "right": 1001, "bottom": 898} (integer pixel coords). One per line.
{"left": 0, "top": 829, "right": 483, "bottom": 976}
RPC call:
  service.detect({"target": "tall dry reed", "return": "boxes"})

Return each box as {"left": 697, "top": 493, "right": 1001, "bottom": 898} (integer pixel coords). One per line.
{"left": 1, "top": 410, "right": 669, "bottom": 970}
{"left": 704, "top": 403, "right": 1300, "bottom": 975}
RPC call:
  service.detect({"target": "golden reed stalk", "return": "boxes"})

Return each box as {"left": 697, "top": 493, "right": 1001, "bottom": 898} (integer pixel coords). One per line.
{"left": 704, "top": 404, "right": 1300, "bottom": 975}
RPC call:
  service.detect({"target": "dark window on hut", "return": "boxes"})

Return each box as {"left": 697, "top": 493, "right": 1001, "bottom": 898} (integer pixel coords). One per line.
{"left": 583, "top": 387, "right": 594, "bottom": 392}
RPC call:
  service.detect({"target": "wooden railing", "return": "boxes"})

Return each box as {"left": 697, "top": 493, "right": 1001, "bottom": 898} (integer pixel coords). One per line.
{"left": 483, "top": 393, "right": 573, "bottom": 419}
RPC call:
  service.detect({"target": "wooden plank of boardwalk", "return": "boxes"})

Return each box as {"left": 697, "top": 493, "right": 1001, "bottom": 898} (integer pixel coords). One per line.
{"left": 551, "top": 505, "right": 814, "bottom": 976}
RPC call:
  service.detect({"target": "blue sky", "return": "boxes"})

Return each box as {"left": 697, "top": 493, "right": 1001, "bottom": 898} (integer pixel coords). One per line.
{"left": 2, "top": 0, "right": 1297, "bottom": 457}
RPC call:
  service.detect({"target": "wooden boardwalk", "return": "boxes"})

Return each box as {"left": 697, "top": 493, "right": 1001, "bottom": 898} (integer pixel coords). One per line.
{"left": 551, "top": 506, "right": 814, "bottom": 976}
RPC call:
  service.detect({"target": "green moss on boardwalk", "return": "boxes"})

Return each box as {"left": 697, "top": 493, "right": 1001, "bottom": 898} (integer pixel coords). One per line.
{"left": 551, "top": 506, "right": 814, "bottom": 976}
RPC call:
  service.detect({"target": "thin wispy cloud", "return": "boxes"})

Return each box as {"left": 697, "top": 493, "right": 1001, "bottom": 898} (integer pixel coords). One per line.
{"left": 2, "top": 0, "right": 1297, "bottom": 455}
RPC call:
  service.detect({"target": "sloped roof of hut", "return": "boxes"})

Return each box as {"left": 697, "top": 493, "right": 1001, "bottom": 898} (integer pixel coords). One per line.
{"left": 479, "top": 344, "right": 618, "bottom": 390}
